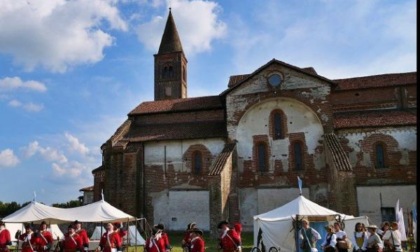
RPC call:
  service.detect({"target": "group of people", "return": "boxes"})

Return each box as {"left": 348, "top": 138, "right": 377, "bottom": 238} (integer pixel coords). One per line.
{"left": 299, "top": 218, "right": 403, "bottom": 252}
{"left": 144, "top": 220, "right": 242, "bottom": 252}
{"left": 0, "top": 220, "right": 130, "bottom": 252}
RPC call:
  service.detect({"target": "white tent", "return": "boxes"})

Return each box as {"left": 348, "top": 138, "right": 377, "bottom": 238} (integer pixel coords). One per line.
{"left": 90, "top": 225, "right": 145, "bottom": 245}
{"left": 253, "top": 195, "right": 369, "bottom": 252}
{"left": 1, "top": 199, "right": 137, "bottom": 224}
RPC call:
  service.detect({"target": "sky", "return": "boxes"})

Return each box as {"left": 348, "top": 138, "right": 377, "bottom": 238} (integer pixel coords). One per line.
{"left": 0, "top": 0, "right": 416, "bottom": 206}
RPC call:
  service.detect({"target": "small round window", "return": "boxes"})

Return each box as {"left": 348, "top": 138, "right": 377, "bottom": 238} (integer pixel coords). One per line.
{"left": 268, "top": 73, "right": 282, "bottom": 87}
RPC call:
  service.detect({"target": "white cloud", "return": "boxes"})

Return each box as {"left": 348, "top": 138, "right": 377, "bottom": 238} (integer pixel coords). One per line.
{"left": 65, "top": 132, "right": 90, "bottom": 156}
{"left": 52, "top": 161, "right": 89, "bottom": 178}
{"left": 0, "top": 149, "right": 20, "bottom": 168}
{"left": 8, "top": 99, "right": 44, "bottom": 112}
{"left": 136, "top": 0, "right": 226, "bottom": 56}
{"left": 0, "top": 77, "right": 47, "bottom": 92}
{"left": 23, "top": 141, "right": 68, "bottom": 164}
{"left": 0, "top": 0, "right": 127, "bottom": 73}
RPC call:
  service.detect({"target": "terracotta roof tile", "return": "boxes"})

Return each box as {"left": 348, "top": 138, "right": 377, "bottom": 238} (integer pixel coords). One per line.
{"left": 324, "top": 133, "right": 352, "bottom": 171}
{"left": 333, "top": 109, "right": 416, "bottom": 129}
{"left": 129, "top": 96, "right": 224, "bottom": 115}
{"left": 208, "top": 143, "right": 236, "bottom": 176}
{"left": 334, "top": 72, "right": 416, "bottom": 90}
{"left": 125, "top": 121, "right": 227, "bottom": 142}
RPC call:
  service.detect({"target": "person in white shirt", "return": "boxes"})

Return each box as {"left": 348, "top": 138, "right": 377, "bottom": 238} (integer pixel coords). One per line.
{"left": 382, "top": 222, "right": 402, "bottom": 252}
{"left": 334, "top": 222, "right": 349, "bottom": 252}
{"left": 321, "top": 225, "right": 337, "bottom": 252}
{"left": 351, "top": 222, "right": 368, "bottom": 252}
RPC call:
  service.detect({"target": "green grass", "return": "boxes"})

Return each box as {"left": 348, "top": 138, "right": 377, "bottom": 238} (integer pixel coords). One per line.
{"left": 127, "top": 231, "right": 254, "bottom": 252}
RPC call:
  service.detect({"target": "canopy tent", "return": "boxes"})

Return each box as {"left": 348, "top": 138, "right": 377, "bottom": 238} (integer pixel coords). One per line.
{"left": 90, "top": 225, "right": 145, "bottom": 245}
{"left": 1, "top": 199, "right": 137, "bottom": 224}
{"left": 253, "top": 195, "right": 369, "bottom": 252}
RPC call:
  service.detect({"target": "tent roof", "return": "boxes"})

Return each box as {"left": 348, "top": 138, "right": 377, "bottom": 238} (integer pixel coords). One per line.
{"left": 253, "top": 195, "right": 353, "bottom": 221}
{"left": 1, "top": 199, "right": 137, "bottom": 224}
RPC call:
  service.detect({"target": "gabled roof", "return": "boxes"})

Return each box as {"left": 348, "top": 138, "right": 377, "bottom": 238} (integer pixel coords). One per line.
{"left": 222, "top": 58, "right": 336, "bottom": 95}
{"left": 333, "top": 72, "right": 416, "bottom": 90}
{"left": 157, "top": 9, "right": 183, "bottom": 54}
{"left": 128, "top": 96, "right": 224, "bottom": 115}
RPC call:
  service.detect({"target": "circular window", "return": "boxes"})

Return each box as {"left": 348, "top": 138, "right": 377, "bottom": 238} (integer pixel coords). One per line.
{"left": 268, "top": 73, "right": 282, "bottom": 87}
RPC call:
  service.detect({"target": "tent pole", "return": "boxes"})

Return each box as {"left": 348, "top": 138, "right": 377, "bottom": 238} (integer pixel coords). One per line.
{"left": 296, "top": 214, "right": 300, "bottom": 252}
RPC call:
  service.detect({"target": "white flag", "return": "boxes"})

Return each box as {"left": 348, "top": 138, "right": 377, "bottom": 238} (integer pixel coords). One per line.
{"left": 297, "top": 176, "right": 302, "bottom": 195}
{"left": 395, "top": 199, "right": 400, "bottom": 220}
{"left": 397, "top": 207, "right": 407, "bottom": 241}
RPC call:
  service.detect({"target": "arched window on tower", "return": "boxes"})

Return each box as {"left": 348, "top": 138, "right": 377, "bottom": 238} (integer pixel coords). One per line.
{"left": 168, "top": 66, "right": 174, "bottom": 78}
{"left": 293, "top": 141, "right": 304, "bottom": 170}
{"left": 192, "top": 151, "right": 202, "bottom": 174}
{"left": 375, "top": 142, "right": 386, "bottom": 168}
{"left": 257, "top": 142, "right": 268, "bottom": 173}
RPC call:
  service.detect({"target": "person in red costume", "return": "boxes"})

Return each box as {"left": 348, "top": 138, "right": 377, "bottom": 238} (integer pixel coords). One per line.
{"left": 73, "top": 221, "right": 90, "bottom": 252}
{"left": 217, "top": 221, "right": 241, "bottom": 252}
{"left": 18, "top": 224, "right": 37, "bottom": 252}
{"left": 182, "top": 222, "right": 196, "bottom": 252}
{"left": 34, "top": 221, "right": 53, "bottom": 252}
{"left": 153, "top": 224, "right": 171, "bottom": 252}
{"left": 60, "top": 225, "right": 83, "bottom": 252}
{"left": 98, "top": 223, "right": 122, "bottom": 252}
{"left": 0, "top": 221, "right": 12, "bottom": 252}
{"left": 144, "top": 227, "right": 166, "bottom": 252}
{"left": 189, "top": 228, "right": 205, "bottom": 252}
{"left": 112, "top": 223, "right": 127, "bottom": 245}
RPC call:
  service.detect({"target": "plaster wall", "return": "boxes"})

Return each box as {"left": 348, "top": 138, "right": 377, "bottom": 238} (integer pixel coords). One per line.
{"left": 341, "top": 127, "right": 417, "bottom": 167}
{"left": 152, "top": 190, "right": 210, "bottom": 231}
{"left": 356, "top": 185, "right": 416, "bottom": 226}
{"left": 144, "top": 138, "right": 226, "bottom": 171}
{"left": 235, "top": 98, "right": 324, "bottom": 172}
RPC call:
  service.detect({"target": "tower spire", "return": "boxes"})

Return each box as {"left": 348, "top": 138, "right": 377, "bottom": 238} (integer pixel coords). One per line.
{"left": 154, "top": 9, "right": 188, "bottom": 101}
{"left": 158, "top": 8, "right": 184, "bottom": 54}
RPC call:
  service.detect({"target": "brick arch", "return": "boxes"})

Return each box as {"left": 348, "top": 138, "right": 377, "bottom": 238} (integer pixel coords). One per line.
{"left": 361, "top": 133, "right": 399, "bottom": 169}
{"left": 183, "top": 144, "right": 212, "bottom": 174}
{"left": 231, "top": 96, "right": 326, "bottom": 131}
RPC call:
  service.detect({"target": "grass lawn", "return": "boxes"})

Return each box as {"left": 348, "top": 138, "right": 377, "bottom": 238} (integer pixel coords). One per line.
{"left": 127, "top": 231, "right": 254, "bottom": 252}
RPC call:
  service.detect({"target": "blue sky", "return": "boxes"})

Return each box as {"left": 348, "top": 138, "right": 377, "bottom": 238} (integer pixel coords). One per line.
{"left": 0, "top": 0, "right": 416, "bottom": 206}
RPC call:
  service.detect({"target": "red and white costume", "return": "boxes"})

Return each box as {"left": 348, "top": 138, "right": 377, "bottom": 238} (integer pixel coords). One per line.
{"left": 219, "top": 228, "right": 240, "bottom": 252}
{"left": 99, "top": 231, "right": 121, "bottom": 252}
{"left": 144, "top": 234, "right": 166, "bottom": 252}
{"left": 0, "top": 227, "right": 11, "bottom": 252}
{"left": 61, "top": 231, "right": 83, "bottom": 252}
{"left": 34, "top": 227, "right": 53, "bottom": 252}
{"left": 190, "top": 236, "right": 205, "bottom": 252}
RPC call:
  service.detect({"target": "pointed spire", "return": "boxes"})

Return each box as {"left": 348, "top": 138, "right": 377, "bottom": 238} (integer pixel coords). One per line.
{"left": 158, "top": 8, "right": 183, "bottom": 54}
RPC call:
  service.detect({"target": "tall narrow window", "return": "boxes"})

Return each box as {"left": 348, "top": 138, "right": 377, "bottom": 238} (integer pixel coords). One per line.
{"left": 270, "top": 109, "right": 286, "bottom": 140}
{"left": 168, "top": 66, "right": 174, "bottom": 77}
{"left": 273, "top": 112, "right": 282, "bottom": 139}
{"left": 257, "top": 143, "right": 267, "bottom": 173}
{"left": 375, "top": 143, "right": 385, "bottom": 168}
{"left": 293, "top": 141, "right": 304, "bottom": 170}
{"left": 193, "top": 151, "right": 202, "bottom": 174}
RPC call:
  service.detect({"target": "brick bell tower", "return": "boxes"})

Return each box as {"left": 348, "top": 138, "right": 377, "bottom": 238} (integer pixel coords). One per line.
{"left": 154, "top": 8, "right": 188, "bottom": 101}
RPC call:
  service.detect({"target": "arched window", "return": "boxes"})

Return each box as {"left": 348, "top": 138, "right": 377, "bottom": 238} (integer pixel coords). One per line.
{"left": 293, "top": 141, "right": 304, "bottom": 170}
{"left": 257, "top": 142, "right": 268, "bottom": 173}
{"left": 270, "top": 109, "right": 286, "bottom": 140}
{"left": 193, "top": 151, "right": 202, "bottom": 174}
{"left": 375, "top": 143, "right": 386, "bottom": 168}
{"left": 273, "top": 112, "right": 283, "bottom": 139}
{"left": 168, "top": 66, "right": 174, "bottom": 77}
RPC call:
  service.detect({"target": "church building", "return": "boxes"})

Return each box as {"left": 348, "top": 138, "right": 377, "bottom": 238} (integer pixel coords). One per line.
{"left": 92, "top": 10, "right": 417, "bottom": 232}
